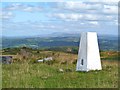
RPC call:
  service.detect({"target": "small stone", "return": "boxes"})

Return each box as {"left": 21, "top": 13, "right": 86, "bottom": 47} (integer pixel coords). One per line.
{"left": 59, "top": 68, "right": 64, "bottom": 72}
{"left": 41, "top": 76, "right": 48, "bottom": 79}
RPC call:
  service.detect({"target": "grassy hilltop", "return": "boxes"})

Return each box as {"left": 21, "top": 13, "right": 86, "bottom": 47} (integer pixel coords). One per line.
{"left": 2, "top": 47, "right": 119, "bottom": 88}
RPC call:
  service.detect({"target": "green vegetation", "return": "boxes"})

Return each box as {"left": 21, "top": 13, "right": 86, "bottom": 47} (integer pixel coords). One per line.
{"left": 100, "top": 51, "right": 120, "bottom": 60}
{"left": 2, "top": 47, "right": 119, "bottom": 88}
{"left": 2, "top": 61, "right": 118, "bottom": 88}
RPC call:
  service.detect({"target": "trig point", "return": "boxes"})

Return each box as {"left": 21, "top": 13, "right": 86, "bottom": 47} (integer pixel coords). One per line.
{"left": 76, "top": 32, "right": 102, "bottom": 71}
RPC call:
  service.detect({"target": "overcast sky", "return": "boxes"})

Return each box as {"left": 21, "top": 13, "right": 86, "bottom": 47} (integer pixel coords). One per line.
{"left": 1, "top": 0, "right": 119, "bottom": 37}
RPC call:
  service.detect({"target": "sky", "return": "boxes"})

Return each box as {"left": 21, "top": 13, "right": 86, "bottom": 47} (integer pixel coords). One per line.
{"left": 1, "top": 0, "right": 119, "bottom": 37}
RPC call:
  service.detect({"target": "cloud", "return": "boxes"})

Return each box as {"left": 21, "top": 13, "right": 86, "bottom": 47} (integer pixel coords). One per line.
{"left": 0, "top": 11, "right": 14, "bottom": 20}
{"left": 3, "top": 3, "right": 42, "bottom": 12}
{"left": 103, "top": 5, "right": 118, "bottom": 14}
{"left": 2, "top": 2, "right": 118, "bottom": 36}
{"left": 57, "top": 2, "right": 103, "bottom": 11}
{"left": 52, "top": 13, "right": 117, "bottom": 21}
{"left": 2, "top": 18, "right": 117, "bottom": 37}
{"left": 4, "top": 3, "right": 23, "bottom": 10}
{"left": 53, "top": 13, "right": 82, "bottom": 21}
{"left": 22, "top": 6, "right": 42, "bottom": 12}
{"left": 55, "top": 1, "right": 118, "bottom": 15}
{"left": 89, "top": 21, "right": 99, "bottom": 25}
{"left": 48, "top": 1, "right": 118, "bottom": 28}
{"left": 85, "top": 0, "right": 119, "bottom": 3}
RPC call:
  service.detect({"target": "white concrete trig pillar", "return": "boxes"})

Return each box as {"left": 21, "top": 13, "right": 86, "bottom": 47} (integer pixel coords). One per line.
{"left": 76, "top": 32, "right": 102, "bottom": 71}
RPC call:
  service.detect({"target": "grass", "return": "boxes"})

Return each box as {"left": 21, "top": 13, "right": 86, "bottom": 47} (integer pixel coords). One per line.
{"left": 100, "top": 51, "right": 119, "bottom": 60}
{"left": 1, "top": 49, "right": 119, "bottom": 88}
{"left": 2, "top": 60, "right": 118, "bottom": 88}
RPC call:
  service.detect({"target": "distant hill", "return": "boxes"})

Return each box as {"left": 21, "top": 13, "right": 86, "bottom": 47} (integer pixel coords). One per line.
{"left": 2, "top": 34, "right": 118, "bottom": 51}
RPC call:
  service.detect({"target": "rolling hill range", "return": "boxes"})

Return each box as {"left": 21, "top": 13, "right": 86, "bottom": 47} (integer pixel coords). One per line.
{"left": 2, "top": 34, "right": 118, "bottom": 51}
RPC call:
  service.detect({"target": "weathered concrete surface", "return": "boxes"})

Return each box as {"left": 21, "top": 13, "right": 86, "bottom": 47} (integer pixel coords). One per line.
{"left": 76, "top": 32, "right": 102, "bottom": 71}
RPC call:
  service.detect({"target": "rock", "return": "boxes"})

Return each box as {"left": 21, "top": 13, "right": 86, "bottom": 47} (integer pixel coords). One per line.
{"left": 59, "top": 68, "right": 64, "bottom": 72}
